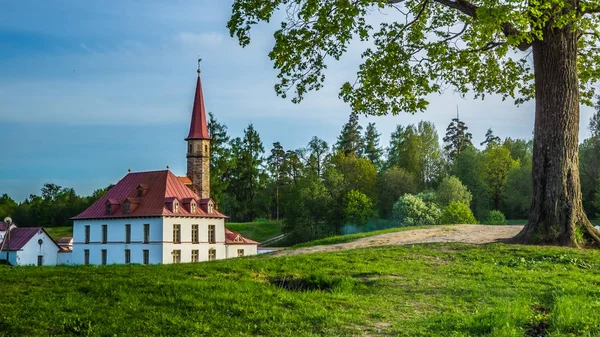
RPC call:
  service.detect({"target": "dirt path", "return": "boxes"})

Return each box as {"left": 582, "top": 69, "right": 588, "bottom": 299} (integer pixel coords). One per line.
{"left": 272, "top": 225, "right": 524, "bottom": 257}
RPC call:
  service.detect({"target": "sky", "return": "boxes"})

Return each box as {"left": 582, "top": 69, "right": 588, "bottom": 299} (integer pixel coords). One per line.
{"left": 0, "top": 0, "right": 597, "bottom": 202}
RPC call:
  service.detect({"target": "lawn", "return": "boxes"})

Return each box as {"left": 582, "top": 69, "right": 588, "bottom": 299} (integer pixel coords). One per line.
{"left": 1, "top": 243, "right": 600, "bottom": 336}
{"left": 44, "top": 226, "right": 73, "bottom": 241}
{"left": 225, "top": 221, "right": 282, "bottom": 242}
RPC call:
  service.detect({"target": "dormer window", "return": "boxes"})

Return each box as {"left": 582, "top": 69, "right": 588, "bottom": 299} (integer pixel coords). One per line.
{"left": 208, "top": 202, "right": 214, "bottom": 214}
{"left": 105, "top": 203, "right": 111, "bottom": 215}
{"left": 191, "top": 202, "right": 196, "bottom": 213}
{"left": 124, "top": 201, "right": 131, "bottom": 214}
{"left": 137, "top": 187, "right": 143, "bottom": 197}
{"left": 174, "top": 201, "right": 179, "bottom": 213}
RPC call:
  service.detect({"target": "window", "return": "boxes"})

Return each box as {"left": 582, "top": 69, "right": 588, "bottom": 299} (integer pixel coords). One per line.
{"left": 143, "top": 224, "right": 150, "bottom": 244}
{"left": 191, "top": 202, "right": 196, "bottom": 213}
{"left": 191, "top": 250, "right": 199, "bottom": 263}
{"left": 101, "top": 250, "right": 107, "bottom": 265}
{"left": 173, "top": 224, "right": 181, "bottom": 243}
{"left": 102, "top": 225, "right": 107, "bottom": 244}
{"left": 137, "top": 187, "right": 143, "bottom": 197}
{"left": 188, "top": 143, "right": 192, "bottom": 153}
{"left": 125, "top": 249, "right": 131, "bottom": 264}
{"left": 37, "top": 255, "right": 43, "bottom": 266}
{"left": 237, "top": 249, "right": 244, "bottom": 257}
{"left": 84, "top": 249, "right": 90, "bottom": 265}
{"left": 205, "top": 144, "right": 208, "bottom": 152}
{"left": 172, "top": 250, "right": 181, "bottom": 263}
{"left": 85, "top": 225, "right": 90, "bottom": 244}
{"left": 125, "top": 224, "right": 131, "bottom": 244}
{"left": 208, "top": 248, "right": 216, "bottom": 261}
{"left": 208, "top": 225, "right": 215, "bottom": 244}
{"left": 143, "top": 250, "right": 149, "bottom": 265}
{"left": 174, "top": 201, "right": 179, "bottom": 213}
{"left": 124, "top": 202, "right": 131, "bottom": 214}
{"left": 208, "top": 203, "right": 214, "bottom": 214}
{"left": 105, "top": 203, "right": 111, "bottom": 215}
{"left": 192, "top": 224, "right": 199, "bottom": 244}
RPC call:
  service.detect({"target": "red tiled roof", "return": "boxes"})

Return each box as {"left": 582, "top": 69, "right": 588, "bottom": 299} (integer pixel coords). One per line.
{"left": 185, "top": 75, "right": 210, "bottom": 140}
{"left": 1, "top": 227, "right": 44, "bottom": 250}
{"left": 225, "top": 229, "right": 259, "bottom": 245}
{"left": 177, "top": 176, "right": 192, "bottom": 185}
{"left": 73, "top": 170, "right": 227, "bottom": 220}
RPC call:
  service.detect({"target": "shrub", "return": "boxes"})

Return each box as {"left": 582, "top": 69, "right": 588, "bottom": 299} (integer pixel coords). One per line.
{"left": 416, "top": 191, "right": 438, "bottom": 205}
{"left": 392, "top": 194, "right": 441, "bottom": 227}
{"left": 436, "top": 175, "right": 472, "bottom": 207}
{"left": 440, "top": 202, "right": 477, "bottom": 224}
{"left": 344, "top": 189, "right": 375, "bottom": 225}
{"left": 483, "top": 210, "right": 507, "bottom": 225}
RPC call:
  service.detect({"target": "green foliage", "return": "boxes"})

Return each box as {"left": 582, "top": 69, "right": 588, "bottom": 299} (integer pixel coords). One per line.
{"left": 392, "top": 194, "right": 441, "bottom": 227}
{"left": 343, "top": 189, "right": 375, "bottom": 226}
{"left": 483, "top": 210, "right": 508, "bottom": 225}
{"left": 44, "top": 226, "right": 74, "bottom": 241}
{"left": 436, "top": 175, "right": 472, "bottom": 208}
{"left": 4, "top": 244, "right": 600, "bottom": 335}
{"left": 440, "top": 202, "right": 478, "bottom": 225}
{"left": 335, "top": 112, "right": 363, "bottom": 156}
{"left": 482, "top": 144, "right": 518, "bottom": 210}
{"left": 377, "top": 167, "right": 419, "bottom": 219}
{"left": 502, "top": 162, "right": 533, "bottom": 219}
{"left": 480, "top": 128, "right": 501, "bottom": 148}
{"left": 362, "top": 122, "right": 383, "bottom": 169}
{"left": 453, "top": 145, "right": 490, "bottom": 220}
{"left": 208, "top": 111, "right": 231, "bottom": 207}
{"left": 579, "top": 137, "right": 600, "bottom": 217}
{"left": 443, "top": 117, "right": 473, "bottom": 162}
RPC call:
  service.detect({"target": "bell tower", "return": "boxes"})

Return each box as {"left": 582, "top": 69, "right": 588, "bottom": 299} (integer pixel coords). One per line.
{"left": 186, "top": 59, "right": 211, "bottom": 199}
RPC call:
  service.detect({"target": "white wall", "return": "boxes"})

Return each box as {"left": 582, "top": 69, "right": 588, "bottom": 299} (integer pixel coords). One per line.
{"left": 72, "top": 217, "right": 164, "bottom": 265}
{"left": 226, "top": 244, "right": 258, "bottom": 258}
{"left": 58, "top": 252, "right": 73, "bottom": 265}
{"left": 71, "top": 216, "right": 257, "bottom": 265}
{"left": 0, "top": 229, "right": 59, "bottom": 266}
{"left": 161, "top": 217, "right": 227, "bottom": 263}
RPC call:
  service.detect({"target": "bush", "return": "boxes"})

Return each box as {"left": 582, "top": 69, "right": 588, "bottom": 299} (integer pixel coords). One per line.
{"left": 392, "top": 194, "right": 441, "bottom": 227}
{"left": 436, "top": 176, "right": 472, "bottom": 207}
{"left": 440, "top": 202, "right": 477, "bottom": 224}
{"left": 483, "top": 210, "right": 507, "bottom": 225}
{"left": 344, "top": 189, "right": 375, "bottom": 225}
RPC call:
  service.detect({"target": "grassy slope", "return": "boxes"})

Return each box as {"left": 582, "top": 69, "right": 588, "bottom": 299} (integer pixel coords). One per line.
{"left": 225, "top": 221, "right": 282, "bottom": 242}
{"left": 2, "top": 243, "right": 600, "bottom": 336}
{"left": 44, "top": 226, "right": 73, "bottom": 241}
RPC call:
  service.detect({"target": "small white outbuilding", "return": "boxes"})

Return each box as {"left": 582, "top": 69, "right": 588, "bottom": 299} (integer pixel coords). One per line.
{"left": 0, "top": 227, "right": 61, "bottom": 266}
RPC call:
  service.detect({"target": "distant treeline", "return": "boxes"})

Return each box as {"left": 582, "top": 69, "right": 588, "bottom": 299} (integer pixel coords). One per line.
{"left": 2, "top": 104, "right": 600, "bottom": 243}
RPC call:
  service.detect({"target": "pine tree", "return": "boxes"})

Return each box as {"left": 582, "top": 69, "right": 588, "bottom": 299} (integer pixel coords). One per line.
{"left": 362, "top": 122, "right": 383, "bottom": 169}
{"left": 267, "top": 142, "right": 286, "bottom": 220}
{"left": 443, "top": 117, "right": 473, "bottom": 162}
{"left": 306, "top": 137, "right": 329, "bottom": 178}
{"left": 335, "top": 112, "right": 363, "bottom": 156}
{"left": 207, "top": 112, "right": 230, "bottom": 207}
{"left": 386, "top": 125, "right": 406, "bottom": 169}
{"left": 480, "top": 128, "right": 501, "bottom": 147}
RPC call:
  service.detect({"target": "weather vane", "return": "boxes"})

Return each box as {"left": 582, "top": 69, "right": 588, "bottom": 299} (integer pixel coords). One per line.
{"left": 197, "top": 57, "right": 202, "bottom": 74}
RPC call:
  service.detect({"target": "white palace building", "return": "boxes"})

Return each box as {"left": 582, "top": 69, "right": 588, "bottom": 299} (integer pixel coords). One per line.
{"left": 68, "top": 66, "right": 258, "bottom": 265}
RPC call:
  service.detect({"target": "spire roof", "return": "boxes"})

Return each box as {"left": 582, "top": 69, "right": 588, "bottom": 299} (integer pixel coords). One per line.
{"left": 185, "top": 74, "right": 210, "bottom": 140}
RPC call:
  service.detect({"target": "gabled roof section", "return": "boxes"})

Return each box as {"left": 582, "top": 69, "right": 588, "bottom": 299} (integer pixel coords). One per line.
{"left": 73, "top": 170, "right": 227, "bottom": 220}
{"left": 185, "top": 75, "right": 210, "bottom": 140}
{"left": 225, "top": 229, "right": 259, "bottom": 245}
{"left": 1, "top": 227, "right": 59, "bottom": 251}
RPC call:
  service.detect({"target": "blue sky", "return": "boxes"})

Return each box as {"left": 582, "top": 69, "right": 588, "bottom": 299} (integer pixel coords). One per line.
{"left": 0, "top": 1, "right": 597, "bottom": 202}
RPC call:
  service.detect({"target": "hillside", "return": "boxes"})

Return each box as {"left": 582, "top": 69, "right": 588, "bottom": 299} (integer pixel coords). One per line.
{"left": 1, "top": 242, "right": 600, "bottom": 336}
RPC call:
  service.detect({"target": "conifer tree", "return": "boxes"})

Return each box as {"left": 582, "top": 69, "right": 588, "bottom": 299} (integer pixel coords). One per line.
{"left": 480, "top": 128, "right": 501, "bottom": 148}
{"left": 443, "top": 117, "right": 473, "bottom": 162}
{"left": 335, "top": 112, "right": 363, "bottom": 156}
{"left": 362, "top": 122, "right": 383, "bottom": 169}
{"left": 207, "top": 111, "right": 230, "bottom": 207}
{"left": 267, "top": 142, "right": 286, "bottom": 220}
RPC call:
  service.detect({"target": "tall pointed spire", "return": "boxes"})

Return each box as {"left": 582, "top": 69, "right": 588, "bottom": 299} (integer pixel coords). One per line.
{"left": 185, "top": 58, "right": 210, "bottom": 140}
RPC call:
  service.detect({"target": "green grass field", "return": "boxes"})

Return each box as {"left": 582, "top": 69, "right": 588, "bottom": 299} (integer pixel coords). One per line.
{"left": 2, "top": 243, "right": 600, "bottom": 336}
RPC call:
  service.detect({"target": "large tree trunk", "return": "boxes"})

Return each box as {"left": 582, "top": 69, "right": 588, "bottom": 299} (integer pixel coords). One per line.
{"left": 518, "top": 23, "right": 600, "bottom": 246}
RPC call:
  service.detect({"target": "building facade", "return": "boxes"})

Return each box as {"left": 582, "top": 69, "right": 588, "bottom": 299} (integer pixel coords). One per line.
{"left": 0, "top": 227, "right": 61, "bottom": 266}
{"left": 70, "top": 67, "right": 258, "bottom": 265}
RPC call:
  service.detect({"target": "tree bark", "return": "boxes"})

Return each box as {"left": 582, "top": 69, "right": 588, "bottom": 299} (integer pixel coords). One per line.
{"left": 518, "top": 22, "right": 600, "bottom": 246}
